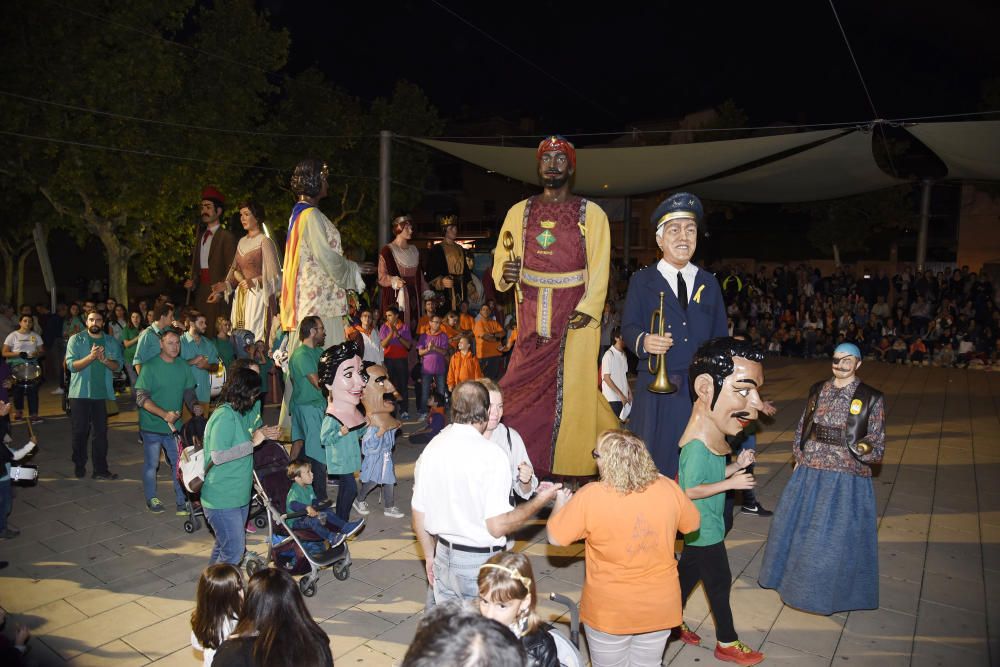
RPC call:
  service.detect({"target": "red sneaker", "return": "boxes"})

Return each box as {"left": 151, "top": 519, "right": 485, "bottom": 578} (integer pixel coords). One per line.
{"left": 714, "top": 640, "right": 764, "bottom": 665}
{"left": 673, "top": 623, "right": 701, "bottom": 646}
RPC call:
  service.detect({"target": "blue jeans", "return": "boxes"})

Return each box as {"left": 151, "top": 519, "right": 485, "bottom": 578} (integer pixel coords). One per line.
{"left": 419, "top": 372, "right": 446, "bottom": 412}
{"left": 205, "top": 504, "right": 250, "bottom": 565}
{"left": 432, "top": 542, "right": 497, "bottom": 605}
{"left": 141, "top": 431, "right": 186, "bottom": 508}
{"left": 0, "top": 479, "right": 11, "bottom": 531}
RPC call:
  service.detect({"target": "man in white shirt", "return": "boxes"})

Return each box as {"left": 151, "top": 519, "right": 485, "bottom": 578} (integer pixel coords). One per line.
{"left": 411, "top": 381, "right": 560, "bottom": 605}
{"left": 601, "top": 326, "right": 631, "bottom": 420}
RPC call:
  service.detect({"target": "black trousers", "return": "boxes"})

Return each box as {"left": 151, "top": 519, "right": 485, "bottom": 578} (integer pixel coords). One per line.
{"left": 69, "top": 398, "right": 109, "bottom": 474}
{"left": 384, "top": 357, "right": 410, "bottom": 414}
{"left": 679, "top": 541, "right": 738, "bottom": 643}
{"left": 305, "top": 455, "right": 328, "bottom": 503}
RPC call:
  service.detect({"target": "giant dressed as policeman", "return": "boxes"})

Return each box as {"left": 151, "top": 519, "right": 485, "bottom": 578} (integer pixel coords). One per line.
{"left": 621, "top": 193, "right": 728, "bottom": 478}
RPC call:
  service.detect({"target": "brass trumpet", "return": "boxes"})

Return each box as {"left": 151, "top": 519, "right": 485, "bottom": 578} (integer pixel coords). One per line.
{"left": 648, "top": 291, "right": 677, "bottom": 394}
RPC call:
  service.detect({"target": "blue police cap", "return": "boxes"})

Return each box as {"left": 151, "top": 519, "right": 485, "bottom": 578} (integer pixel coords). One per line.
{"left": 651, "top": 192, "right": 703, "bottom": 230}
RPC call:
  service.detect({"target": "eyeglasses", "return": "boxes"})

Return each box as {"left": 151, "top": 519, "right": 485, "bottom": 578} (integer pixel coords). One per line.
{"left": 591, "top": 449, "right": 601, "bottom": 459}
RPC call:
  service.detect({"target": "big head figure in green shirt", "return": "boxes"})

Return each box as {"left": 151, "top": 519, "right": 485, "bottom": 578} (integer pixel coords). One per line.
{"left": 678, "top": 337, "right": 765, "bottom": 546}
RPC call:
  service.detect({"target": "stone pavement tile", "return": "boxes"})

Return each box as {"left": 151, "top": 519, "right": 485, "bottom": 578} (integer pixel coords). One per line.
{"left": 929, "top": 510, "right": 981, "bottom": 535}
{"left": 878, "top": 541, "right": 926, "bottom": 583}
{"left": 932, "top": 491, "right": 979, "bottom": 513}
{"left": 923, "top": 528, "right": 983, "bottom": 581}
{"left": 724, "top": 528, "right": 767, "bottom": 565}
{"left": 65, "top": 639, "right": 150, "bottom": 666}
{"left": 545, "top": 554, "right": 585, "bottom": 588}
{"left": 19, "top": 543, "right": 121, "bottom": 583}
{"left": 766, "top": 604, "right": 846, "bottom": 658}
{"left": 21, "top": 632, "right": 64, "bottom": 667}
{"left": 920, "top": 570, "right": 985, "bottom": 614}
{"left": 41, "top": 522, "right": 132, "bottom": 554}
{"left": 885, "top": 491, "right": 934, "bottom": 516}
{"left": 0, "top": 536, "right": 57, "bottom": 564}
{"left": 878, "top": 575, "right": 922, "bottom": 616}
{"left": 149, "top": 646, "right": 200, "bottom": 665}
{"left": 911, "top": 636, "right": 991, "bottom": 667}
{"left": 833, "top": 606, "right": 916, "bottom": 665}
{"left": 148, "top": 549, "right": 213, "bottom": 586}
{"left": 103, "top": 523, "right": 190, "bottom": 557}
{"left": 83, "top": 547, "right": 184, "bottom": 584}
{"left": 748, "top": 640, "right": 831, "bottom": 666}
{"left": 66, "top": 570, "right": 173, "bottom": 617}
{"left": 334, "top": 643, "right": 398, "bottom": 666}
{"left": 306, "top": 574, "right": 382, "bottom": 621}
{"left": 879, "top": 506, "right": 931, "bottom": 536}
{"left": 45, "top": 602, "right": 162, "bottom": 660}
{"left": 981, "top": 523, "right": 1000, "bottom": 571}
{"left": 351, "top": 552, "right": 427, "bottom": 590}
{"left": 18, "top": 598, "right": 87, "bottom": 635}
{"left": 914, "top": 599, "right": 988, "bottom": 652}
{"left": 8, "top": 519, "right": 77, "bottom": 543}
{"left": 364, "top": 608, "right": 423, "bottom": 662}
{"left": 3, "top": 568, "right": 106, "bottom": 614}
{"left": 320, "top": 608, "right": 396, "bottom": 659}
{"left": 355, "top": 574, "right": 429, "bottom": 625}
{"left": 135, "top": 578, "right": 198, "bottom": 620}
{"left": 122, "top": 610, "right": 192, "bottom": 661}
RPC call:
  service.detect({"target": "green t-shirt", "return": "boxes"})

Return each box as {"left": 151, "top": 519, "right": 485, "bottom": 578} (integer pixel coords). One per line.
{"left": 134, "top": 355, "right": 196, "bottom": 434}
{"left": 290, "top": 344, "right": 324, "bottom": 409}
{"left": 201, "top": 403, "right": 257, "bottom": 510}
{"left": 214, "top": 337, "right": 236, "bottom": 370}
{"left": 134, "top": 324, "right": 165, "bottom": 367}
{"left": 678, "top": 439, "right": 726, "bottom": 547}
{"left": 65, "top": 331, "right": 122, "bottom": 400}
{"left": 181, "top": 332, "right": 220, "bottom": 403}
{"left": 122, "top": 326, "right": 141, "bottom": 364}
{"left": 286, "top": 482, "right": 315, "bottom": 528}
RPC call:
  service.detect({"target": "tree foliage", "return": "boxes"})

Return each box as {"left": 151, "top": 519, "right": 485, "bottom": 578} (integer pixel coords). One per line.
{"left": 0, "top": 0, "right": 441, "bottom": 300}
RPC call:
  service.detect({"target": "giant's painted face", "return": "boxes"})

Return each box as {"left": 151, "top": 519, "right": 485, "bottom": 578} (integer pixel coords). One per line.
{"left": 702, "top": 356, "right": 765, "bottom": 437}
{"left": 361, "top": 363, "right": 397, "bottom": 416}
{"left": 327, "top": 355, "right": 364, "bottom": 406}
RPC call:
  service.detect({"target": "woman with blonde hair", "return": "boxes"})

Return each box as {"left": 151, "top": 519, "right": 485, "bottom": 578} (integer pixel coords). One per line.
{"left": 547, "top": 430, "right": 701, "bottom": 666}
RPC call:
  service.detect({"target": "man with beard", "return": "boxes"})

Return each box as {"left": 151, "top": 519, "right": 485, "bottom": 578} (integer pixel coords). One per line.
{"left": 675, "top": 337, "right": 765, "bottom": 666}
{"left": 65, "top": 310, "right": 123, "bottom": 479}
{"left": 622, "top": 193, "right": 728, "bottom": 479}
{"left": 425, "top": 214, "right": 472, "bottom": 313}
{"left": 288, "top": 316, "right": 329, "bottom": 501}
{"left": 184, "top": 187, "right": 236, "bottom": 337}
{"left": 492, "top": 135, "right": 618, "bottom": 478}
{"left": 180, "top": 311, "right": 220, "bottom": 417}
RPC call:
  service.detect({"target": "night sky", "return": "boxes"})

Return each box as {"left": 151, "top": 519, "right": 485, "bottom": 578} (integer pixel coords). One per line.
{"left": 266, "top": 0, "right": 999, "bottom": 136}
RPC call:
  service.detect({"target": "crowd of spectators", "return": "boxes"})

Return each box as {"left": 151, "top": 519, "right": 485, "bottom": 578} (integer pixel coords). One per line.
{"left": 656, "top": 263, "right": 998, "bottom": 368}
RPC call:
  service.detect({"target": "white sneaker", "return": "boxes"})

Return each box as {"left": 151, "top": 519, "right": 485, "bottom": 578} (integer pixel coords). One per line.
{"left": 51, "top": 387, "right": 65, "bottom": 395}
{"left": 352, "top": 500, "right": 370, "bottom": 515}
{"left": 384, "top": 506, "right": 404, "bottom": 519}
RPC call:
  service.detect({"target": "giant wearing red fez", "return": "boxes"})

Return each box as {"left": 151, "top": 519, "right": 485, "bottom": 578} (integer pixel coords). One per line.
{"left": 493, "top": 136, "right": 618, "bottom": 478}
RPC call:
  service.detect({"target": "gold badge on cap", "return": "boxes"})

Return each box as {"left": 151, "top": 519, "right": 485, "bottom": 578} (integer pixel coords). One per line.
{"left": 850, "top": 399, "right": 863, "bottom": 415}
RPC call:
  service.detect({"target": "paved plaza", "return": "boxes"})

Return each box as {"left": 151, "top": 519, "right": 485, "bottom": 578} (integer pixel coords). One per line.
{"left": 0, "top": 358, "right": 996, "bottom": 665}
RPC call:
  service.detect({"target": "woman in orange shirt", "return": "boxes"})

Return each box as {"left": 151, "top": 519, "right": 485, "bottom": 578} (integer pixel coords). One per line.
{"left": 547, "top": 430, "right": 700, "bottom": 667}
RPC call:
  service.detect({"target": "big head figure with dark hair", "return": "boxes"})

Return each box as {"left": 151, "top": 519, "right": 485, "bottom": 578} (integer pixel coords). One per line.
{"left": 315, "top": 339, "right": 365, "bottom": 522}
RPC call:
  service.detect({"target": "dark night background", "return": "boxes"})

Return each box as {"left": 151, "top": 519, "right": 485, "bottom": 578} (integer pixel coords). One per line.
{"left": 266, "top": 0, "right": 999, "bottom": 133}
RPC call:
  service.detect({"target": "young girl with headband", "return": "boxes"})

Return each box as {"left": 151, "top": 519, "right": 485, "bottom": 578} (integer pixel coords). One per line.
{"left": 477, "top": 552, "right": 559, "bottom": 667}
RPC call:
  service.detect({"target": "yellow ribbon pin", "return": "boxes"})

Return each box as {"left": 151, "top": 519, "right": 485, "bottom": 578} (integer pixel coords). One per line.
{"left": 850, "top": 399, "right": 863, "bottom": 415}
{"left": 693, "top": 284, "right": 705, "bottom": 303}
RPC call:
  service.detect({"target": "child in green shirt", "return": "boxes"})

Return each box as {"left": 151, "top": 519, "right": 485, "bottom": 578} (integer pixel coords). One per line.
{"left": 285, "top": 460, "right": 365, "bottom": 548}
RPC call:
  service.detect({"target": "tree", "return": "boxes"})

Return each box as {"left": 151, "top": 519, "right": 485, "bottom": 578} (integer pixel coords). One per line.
{"left": 0, "top": 0, "right": 288, "bottom": 303}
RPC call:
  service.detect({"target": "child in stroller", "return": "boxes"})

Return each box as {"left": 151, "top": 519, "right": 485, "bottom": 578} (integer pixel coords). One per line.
{"left": 243, "top": 440, "right": 354, "bottom": 597}
{"left": 286, "top": 460, "right": 365, "bottom": 548}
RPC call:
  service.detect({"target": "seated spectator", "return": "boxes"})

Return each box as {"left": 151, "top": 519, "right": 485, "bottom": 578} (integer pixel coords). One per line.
{"left": 909, "top": 338, "right": 928, "bottom": 365}
{"left": 214, "top": 568, "right": 332, "bottom": 667}
{"left": 887, "top": 337, "right": 908, "bottom": 364}
{"left": 874, "top": 336, "right": 892, "bottom": 362}
{"left": 409, "top": 391, "right": 447, "bottom": 446}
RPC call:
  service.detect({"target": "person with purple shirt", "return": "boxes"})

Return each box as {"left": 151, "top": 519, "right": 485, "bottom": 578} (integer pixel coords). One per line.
{"left": 416, "top": 314, "right": 449, "bottom": 419}
{"left": 379, "top": 306, "right": 412, "bottom": 419}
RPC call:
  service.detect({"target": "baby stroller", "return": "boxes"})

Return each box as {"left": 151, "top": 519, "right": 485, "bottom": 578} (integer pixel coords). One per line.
{"left": 175, "top": 416, "right": 210, "bottom": 534}
{"left": 243, "top": 440, "right": 352, "bottom": 596}
{"left": 548, "top": 592, "right": 584, "bottom": 667}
